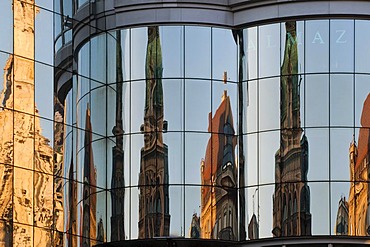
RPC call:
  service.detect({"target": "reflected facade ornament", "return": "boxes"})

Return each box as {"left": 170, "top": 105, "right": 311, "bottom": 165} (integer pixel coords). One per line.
{"left": 138, "top": 26, "right": 170, "bottom": 238}
{"left": 81, "top": 107, "right": 97, "bottom": 246}
{"left": 111, "top": 30, "right": 126, "bottom": 242}
{"left": 272, "top": 21, "right": 311, "bottom": 237}
{"left": 97, "top": 217, "right": 106, "bottom": 242}
{"left": 335, "top": 196, "right": 349, "bottom": 235}
{"left": 0, "top": 0, "right": 54, "bottom": 246}
{"left": 200, "top": 90, "right": 237, "bottom": 240}
{"left": 54, "top": 95, "right": 65, "bottom": 246}
{"left": 189, "top": 213, "right": 201, "bottom": 238}
{"left": 348, "top": 94, "right": 370, "bottom": 236}
{"left": 248, "top": 213, "right": 259, "bottom": 240}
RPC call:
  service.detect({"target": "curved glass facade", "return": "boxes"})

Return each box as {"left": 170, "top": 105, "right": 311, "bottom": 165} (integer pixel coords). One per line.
{"left": 61, "top": 19, "right": 370, "bottom": 243}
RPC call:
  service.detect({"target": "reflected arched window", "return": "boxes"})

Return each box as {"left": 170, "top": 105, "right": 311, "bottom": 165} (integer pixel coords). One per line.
{"left": 293, "top": 193, "right": 297, "bottom": 213}
{"left": 155, "top": 193, "right": 161, "bottom": 213}
{"left": 300, "top": 186, "right": 310, "bottom": 212}
{"left": 224, "top": 208, "right": 227, "bottom": 228}
{"left": 288, "top": 194, "right": 292, "bottom": 216}
{"left": 229, "top": 208, "right": 232, "bottom": 227}
{"left": 283, "top": 194, "right": 287, "bottom": 221}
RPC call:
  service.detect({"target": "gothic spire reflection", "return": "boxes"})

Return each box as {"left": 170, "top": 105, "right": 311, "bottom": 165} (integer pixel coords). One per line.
{"left": 82, "top": 106, "right": 97, "bottom": 246}
{"left": 138, "top": 26, "right": 170, "bottom": 238}
{"left": 110, "top": 30, "right": 126, "bottom": 242}
{"left": 272, "top": 21, "right": 311, "bottom": 238}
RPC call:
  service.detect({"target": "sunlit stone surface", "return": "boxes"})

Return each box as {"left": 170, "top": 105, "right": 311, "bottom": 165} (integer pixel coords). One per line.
{"left": 0, "top": 0, "right": 53, "bottom": 246}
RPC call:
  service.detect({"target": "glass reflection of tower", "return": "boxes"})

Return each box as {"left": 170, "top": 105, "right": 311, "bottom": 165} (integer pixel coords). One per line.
{"left": 200, "top": 90, "right": 238, "bottom": 240}
{"left": 0, "top": 0, "right": 53, "bottom": 246}
{"left": 272, "top": 21, "right": 311, "bottom": 237}
{"left": 110, "top": 30, "right": 126, "bottom": 242}
{"left": 347, "top": 94, "right": 370, "bottom": 236}
{"left": 138, "top": 26, "right": 170, "bottom": 238}
{"left": 81, "top": 107, "right": 97, "bottom": 246}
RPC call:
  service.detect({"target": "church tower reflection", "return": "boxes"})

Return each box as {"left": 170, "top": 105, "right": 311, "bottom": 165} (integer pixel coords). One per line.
{"left": 138, "top": 26, "right": 170, "bottom": 238}
{"left": 200, "top": 90, "right": 238, "bottom": 240}
{"left": 272, "top": 21, "right": 311, "bottom": 237}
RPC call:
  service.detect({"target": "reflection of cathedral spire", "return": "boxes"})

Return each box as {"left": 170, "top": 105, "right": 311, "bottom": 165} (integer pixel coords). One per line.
{"left": 111, "top": 30, "right": 126, "bottom": 242}
{"left": 200, "top": 91, "right": 237, "bottom": 240}
{"left": 0, "top": 1, "right": 53, "bottom": 246}
{"left": 335, "top": 196, "right": 349, "bottom": 235}
{"left": 82, "top": 106, "right": 97, "bottom": 246}
{"left": 272, "top": 21, "right": 311, "bottom": 238}
{"left": 347, "top": 93, "right": 370, "bottom": 236}
{"left": 138, "top": 26, "right": 170, "bottom": 238}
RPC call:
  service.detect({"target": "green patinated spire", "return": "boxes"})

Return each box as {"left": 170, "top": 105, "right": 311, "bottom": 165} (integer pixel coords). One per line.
{"left": 281, "top": 21, "right": 299, "bottom": 128}
{"left": 145, "top": 26, "right": 163, "bottom": 115}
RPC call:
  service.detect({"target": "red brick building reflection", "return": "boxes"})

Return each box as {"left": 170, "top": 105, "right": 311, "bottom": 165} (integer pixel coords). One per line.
{"left": 200, "top": 91, "right": 238, "bottom": 240}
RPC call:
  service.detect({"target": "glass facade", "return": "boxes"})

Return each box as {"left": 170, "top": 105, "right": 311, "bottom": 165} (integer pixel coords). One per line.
{"left": 2, "top": 0, "right": 370, "bottom": 246}
{"left": 59, "top": 19, "right": 370, "bottom": 243}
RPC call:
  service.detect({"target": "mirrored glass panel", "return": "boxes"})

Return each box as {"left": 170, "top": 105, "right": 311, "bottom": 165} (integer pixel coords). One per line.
{"left": 310, "top": 182, "right": 330, "bottom": 235}
{"left": 0, "top": 0, "right": 12, "bottom": 53}
{"left": 161, "top": 26, "right": 184, "bottom": 79}
{"left": 259, "top": 131, "right": 279, "bottom": 185}
{"left": 305, "top": 74, "right": 329, "bottom": 128}
{"left": 305, "top": 20, "right": 329, "bottom": 73}
{"left": 185, "top": 26, "right": 211, "bottom": 79}
{"left": 330, "top": 128, "right": 354, "bottom": 181}
{"left": 212, "top": 28, "right": 237, "bottom": 83}
{"left": 305, "top": 128, "right": 329, "bottom": 181}
{"left": 185, "top": 133, "right": 210, "bottom": 185}
{"left": 35, "top": 7, "right": 53, "bottom": 65}
{"left": 259, "top": 24, "right": 280, "bottom": 78}
{"left": 330, "top": 74, "right": 354, "bottom": 127}
{"left": 330, "top": 20, "right": 354, "bottom": 73}
{"left": 245, "top": 133, "right": 258, "bottom": 187}
{"left": 355, "top": 20, "right": 370, "bottom": 73}
{"left": 163, "top": 79, "right": 184, "bottom": 132}
{"left": 91, "top": 34, "right": 107, "bottom": 87}
{"left": 185, "top": 79, "right": 211, "bottom": 132}
{"left": 91, "top": 86, "right": 107, "bottom": 137}
{"left": 244, "top": 80, "right": 257, "bottom": 134}
{"left": 243, "top": 27, "right": 258, "bottom": 80}
{"left": 35, "top": 62, "right": 54, "bottom": 120}
{"left": 259, "top": 77, "right": 279, "bottom": 132}
{"left": 131, "top": 28, "right": 147, "bottom": 81}
{"left": 355, "top": 75, "right": 370, "bottom": 129}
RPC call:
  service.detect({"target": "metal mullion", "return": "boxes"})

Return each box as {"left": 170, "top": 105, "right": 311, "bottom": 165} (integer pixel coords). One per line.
{"left": 328, "top": 19, "right": 332, "bottom": 234}
{"left": 105, "top": 30, "right": 108, "bottom": 242}
{"left": 32, "top": 1, "right": 36, "bottom": 244}
{"left": 256, "top": 25, "right": 260, "bottom": 228}
{"left": 129, "top": 27, "right": 132, "bottom": 240}
{"left": 182, "top": 25, "right": 186, "bottom": 237}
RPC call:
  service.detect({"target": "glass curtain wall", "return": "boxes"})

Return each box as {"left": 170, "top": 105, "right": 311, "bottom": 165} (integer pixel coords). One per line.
{"left": 60, "top": 19, "right": 370, "bottom": 244}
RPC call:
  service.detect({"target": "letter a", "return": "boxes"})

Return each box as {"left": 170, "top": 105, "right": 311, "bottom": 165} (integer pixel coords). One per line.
{"left": 312, "top": 32, "right": 324, "bottom": 44}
